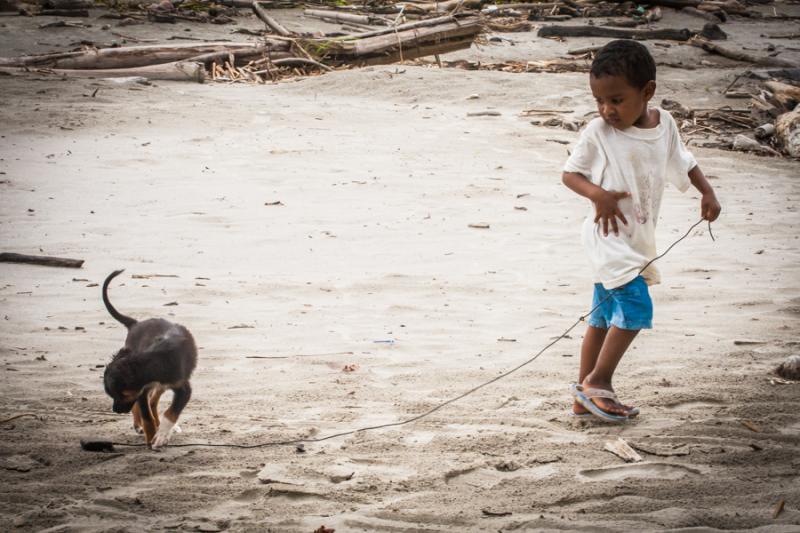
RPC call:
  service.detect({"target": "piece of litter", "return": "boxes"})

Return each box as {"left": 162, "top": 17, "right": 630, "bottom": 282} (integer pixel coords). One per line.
{"left": 468, "top": 223, "right": 490, "bottom": 229}
{"left": 773, "top": 499, "right": 785, "bottom": 519}
{"left": 482, "top": 509, "right": 512, "bottom": 517}
{"left": 741, "top": 420, "right": 761, "bottom": 433}
{"left": 604, "top": 437, "right": 642, "bottom": 463}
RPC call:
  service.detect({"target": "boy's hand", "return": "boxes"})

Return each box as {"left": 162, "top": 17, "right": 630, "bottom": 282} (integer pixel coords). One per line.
{"left": 592, "top": 190, "right": 630, "bottom": 236}
{"left": 701, "top": 192, "right": 721, "bottom": 222}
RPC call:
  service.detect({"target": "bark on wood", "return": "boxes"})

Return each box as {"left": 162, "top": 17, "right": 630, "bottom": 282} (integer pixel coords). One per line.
{"left": 0, "top": 42, "right": 276, "bottom": 69}
{"left": 253, "top": 1, "right": 291, "bottom": 36}
{"left": 689, "top": 38, "right": 797, "bottom": 68}
{"left": 764, "top": 81, "right": 800, "bottom": 109}
{"left": 776, "top": 108, "right": 800, "bottom": 157}
{"left": 0, "top": 60, "right": 206, "bottom": 82}
{"left": 0, "top": 253, "right": 84, "bottom": 268}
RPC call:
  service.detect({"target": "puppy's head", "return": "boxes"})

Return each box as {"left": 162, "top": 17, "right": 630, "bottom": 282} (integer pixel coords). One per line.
{"left": 103, "top": 348, "right": 139, "bottom": 413}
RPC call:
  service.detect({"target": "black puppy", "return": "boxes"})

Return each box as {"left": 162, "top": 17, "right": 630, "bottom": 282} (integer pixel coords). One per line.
{"left": 102, "top": 269, "right": 197, "bottom": 449}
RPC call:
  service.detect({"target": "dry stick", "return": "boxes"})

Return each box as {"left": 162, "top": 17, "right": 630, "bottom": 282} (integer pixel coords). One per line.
{"left": 0, "top": 253, "right": 84, "bottom": 268}
{"left": 272, "top": 57, "right": 333, "bottom": 71}
{"left": 688, "top": 37, "right": 798, "bottom": 68}
{"left": 253, "top": 1, "right": 292, "bottom": 36}
{"left": 246, "top": 351, "right": 354, "bottom": 359}
{"left": 0, "top": 414, "right": 41, "bottom": 425}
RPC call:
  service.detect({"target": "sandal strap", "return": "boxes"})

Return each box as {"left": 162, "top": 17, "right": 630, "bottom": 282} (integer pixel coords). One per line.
{"left": 582, "top": 387, "right": 619, "bottom": 401}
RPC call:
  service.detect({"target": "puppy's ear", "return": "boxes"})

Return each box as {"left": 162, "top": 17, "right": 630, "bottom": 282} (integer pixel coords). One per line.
{"left": 112, "top": 347, "right": 132, "bottom": 361}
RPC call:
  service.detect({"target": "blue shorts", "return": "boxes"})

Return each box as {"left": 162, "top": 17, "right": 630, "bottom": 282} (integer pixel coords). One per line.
{"left": 587, "top": 275, "right": 653, "bottom": 330}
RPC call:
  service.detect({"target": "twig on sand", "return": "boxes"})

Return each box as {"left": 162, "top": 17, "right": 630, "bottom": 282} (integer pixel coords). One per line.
{"left": 0, "top": 414, "right": 41, "bottom": 425}
{"left": 246, "top": 351, "right": 354, "bottom": 359}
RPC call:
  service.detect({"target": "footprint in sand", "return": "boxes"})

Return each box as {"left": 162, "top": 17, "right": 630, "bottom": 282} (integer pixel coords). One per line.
{"left": 578, "top": 462, "right": 702, "bottom": 481}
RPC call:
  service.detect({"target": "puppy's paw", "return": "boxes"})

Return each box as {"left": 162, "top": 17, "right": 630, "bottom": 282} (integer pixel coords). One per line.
{"left": 173, "top": 424, "right": 182, "bottom": 434}
{"left": 133, "top": 424, "right": 144, "bottom": 435}
{"left": 151, "top": 419, "right": 176, "bottom": 450}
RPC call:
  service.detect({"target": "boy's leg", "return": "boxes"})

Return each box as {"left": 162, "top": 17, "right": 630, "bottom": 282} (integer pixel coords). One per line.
{"left": 581, "top": 326, "right": 639, "bottom": 416}
{"left": 573, "top": 325, "right": 607, "bottom": 414}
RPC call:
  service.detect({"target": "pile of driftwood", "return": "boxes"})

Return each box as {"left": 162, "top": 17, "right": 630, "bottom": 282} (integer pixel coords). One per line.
{"left": 663, "top": 76, "right": 800, "bottom": 158}
{"left": 0, "top": 5, "right": 481, "bottom": 82}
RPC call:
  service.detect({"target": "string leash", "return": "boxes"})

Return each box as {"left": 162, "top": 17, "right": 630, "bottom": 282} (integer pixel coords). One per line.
{"left": 112, "top": 219, "right": 715, "bottom": 449}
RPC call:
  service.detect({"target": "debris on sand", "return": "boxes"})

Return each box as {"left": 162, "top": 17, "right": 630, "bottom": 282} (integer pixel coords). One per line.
{"left": 776, "top": 355, "right": 800, "bottom": 381}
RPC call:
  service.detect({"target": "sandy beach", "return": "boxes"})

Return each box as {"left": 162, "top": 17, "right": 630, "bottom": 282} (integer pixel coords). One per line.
{"left": 1, "top": 4, "right": 799, "bottom": 531}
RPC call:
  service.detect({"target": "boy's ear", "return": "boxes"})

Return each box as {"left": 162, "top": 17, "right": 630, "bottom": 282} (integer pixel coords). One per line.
{"left": 642, "top": 80, "right": 656, "bottom": 102}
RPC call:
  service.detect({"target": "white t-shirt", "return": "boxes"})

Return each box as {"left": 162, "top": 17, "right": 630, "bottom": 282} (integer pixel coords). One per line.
{"left": 563, "top": 108, "right": 696, "bottom": 289}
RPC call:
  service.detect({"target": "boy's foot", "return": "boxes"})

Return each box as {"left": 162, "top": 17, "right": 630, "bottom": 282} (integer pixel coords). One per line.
{"left": 570, "top": 383, "right": 639, "bottom": 419}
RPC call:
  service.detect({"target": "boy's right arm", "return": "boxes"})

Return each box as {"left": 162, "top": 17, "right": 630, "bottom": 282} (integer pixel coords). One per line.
{"left": 562, "top": 172, "right": 630, "bottom": 237}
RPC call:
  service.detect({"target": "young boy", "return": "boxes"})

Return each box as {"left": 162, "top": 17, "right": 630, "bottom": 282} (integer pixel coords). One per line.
{"left": 562, "top": 40, "right": 721, "bottom": 422}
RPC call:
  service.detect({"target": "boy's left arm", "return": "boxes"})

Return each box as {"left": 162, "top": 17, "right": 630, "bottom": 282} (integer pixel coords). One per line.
{"left": 688, "top": 165, "right": 721, "bottom": 222}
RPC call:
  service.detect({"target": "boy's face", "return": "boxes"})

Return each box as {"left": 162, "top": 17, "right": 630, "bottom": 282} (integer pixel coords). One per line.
{"left": 589, "top": 74, "right": 656, "bottom": 130}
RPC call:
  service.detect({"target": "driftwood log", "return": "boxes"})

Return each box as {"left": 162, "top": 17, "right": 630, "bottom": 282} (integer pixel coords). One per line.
{"left": 302, "top": 16, "right": 480, "bottom": 66}
{"left": 0, "top": 42, "right": 277, "bottom": 69}
{"left": 0, "top": 60, "right": 206, "bottom": 82}
{"left": 689, "top": 38, "right": 797, "bottom": 68}
{"left": 37, "top": 8, "right": 88, "bottom": 16}
{"left": 304, "top": 9, "right": 388, "bottom": 26}
{"left": 0, "top": 253, "right": 84, "bottom": 268}
{"left": 42, "top": 0, "right": 92, "bottom": 8}
{"left": 538, "top": 23, "right": 724, "bottom": 41}
{"left": 345, "top": 14, "right": 467, "bottom": 39}
{"left": 764, "top": 81, "right": 800, "bottom": 109}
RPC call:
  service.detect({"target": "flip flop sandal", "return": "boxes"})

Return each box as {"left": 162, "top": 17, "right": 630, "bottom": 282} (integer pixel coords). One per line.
{"left": 569, "top": 383, "right": 631, "bottom": 423}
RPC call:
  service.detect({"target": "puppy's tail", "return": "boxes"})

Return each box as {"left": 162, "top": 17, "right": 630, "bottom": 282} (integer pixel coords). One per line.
{"left": 102, "top": 270, "right": 137, "bottom": 329}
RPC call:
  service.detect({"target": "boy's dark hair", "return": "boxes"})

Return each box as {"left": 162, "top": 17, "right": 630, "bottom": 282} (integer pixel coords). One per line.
{"left": 590, "top": 40, "right": 656, "bottom": 89}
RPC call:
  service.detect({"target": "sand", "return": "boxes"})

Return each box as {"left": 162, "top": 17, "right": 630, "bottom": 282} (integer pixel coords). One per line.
{"left": 1, "top": 4, "right": 800, "bottom": 532}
